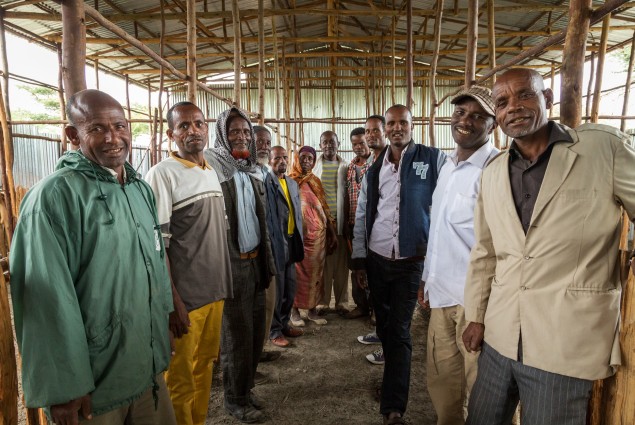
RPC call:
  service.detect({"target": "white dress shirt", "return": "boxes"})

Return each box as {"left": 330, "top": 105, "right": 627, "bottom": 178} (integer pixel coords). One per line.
{"left": 368, "top": 145, "right": 411, "bottom": 259}
{"left": 422, "top": 141, "right": 499, "bottom": 308}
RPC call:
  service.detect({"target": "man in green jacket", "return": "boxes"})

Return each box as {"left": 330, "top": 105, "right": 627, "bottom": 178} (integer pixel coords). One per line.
{"left": 10, "top": 90, "right": 176, "bottom": 425}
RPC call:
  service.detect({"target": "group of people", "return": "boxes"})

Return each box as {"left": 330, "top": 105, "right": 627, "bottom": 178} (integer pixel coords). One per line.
{"left": 8, "top": 66, "right": 635, "bottom": 425}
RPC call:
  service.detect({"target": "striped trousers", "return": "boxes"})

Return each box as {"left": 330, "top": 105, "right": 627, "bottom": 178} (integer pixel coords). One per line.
{"left": 466, "top": 342, "right": 593, "bottom": 425}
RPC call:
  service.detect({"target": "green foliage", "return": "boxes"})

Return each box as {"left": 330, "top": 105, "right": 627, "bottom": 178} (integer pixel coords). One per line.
{"left": 611, "top": 45, "right": 632, "bottom": 72}
{"left": 129, "top": 103, "right": 150, "bottom": 141}
{"left": 16, "top": 85, "right": 60, "bottom": 120}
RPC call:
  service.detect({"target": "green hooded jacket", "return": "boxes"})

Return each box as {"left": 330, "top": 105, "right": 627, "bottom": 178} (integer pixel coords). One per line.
{"left": 10, "top": 150, "right": 173, "bottom": 415}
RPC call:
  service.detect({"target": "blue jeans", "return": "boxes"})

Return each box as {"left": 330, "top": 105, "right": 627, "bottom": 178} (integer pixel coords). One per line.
{"left": 366, "top": 251, "right": 423, "bottom": 416}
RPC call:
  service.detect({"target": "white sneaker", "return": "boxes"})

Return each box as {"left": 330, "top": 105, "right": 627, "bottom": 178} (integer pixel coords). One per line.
{"left": 290, "top": 308, "right": 305, "bottom": 327}
{"left": 357, "top": 332, "right": 381, "bottom": 345}
{"left": 366, "top": 348, "right": 385, "bottom": 365}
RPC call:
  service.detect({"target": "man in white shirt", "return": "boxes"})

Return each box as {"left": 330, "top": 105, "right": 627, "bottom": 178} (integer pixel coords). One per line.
{"left": 419, "top": 86, "right": 498, "bottom": 425}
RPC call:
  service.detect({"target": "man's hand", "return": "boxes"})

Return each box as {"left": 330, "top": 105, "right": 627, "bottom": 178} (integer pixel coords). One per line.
{"left": 352, "top": 270, "right": 368, "bottom": 289}
{"left": 462, "top": 322, "right": 485, "bottom": 353}
{"left": 326, "top": 221, "right": 338, "bottom": 255}
{"left": 417, "top": 281, "right": 429, "bottom": 310}
{"left": 169, "top": 296, "right": 190, "bottom": 339}
{"left": 51, "top": 394, "right": 92, "bottom": 425}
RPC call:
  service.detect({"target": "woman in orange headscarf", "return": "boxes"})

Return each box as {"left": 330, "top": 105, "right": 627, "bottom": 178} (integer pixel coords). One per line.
{"left": 288, "top": 146, "right": 338, "bottom": 326}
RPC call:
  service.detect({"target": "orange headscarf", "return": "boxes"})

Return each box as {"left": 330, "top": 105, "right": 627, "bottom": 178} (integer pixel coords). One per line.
{"left": 289, "top": 149, "right": 335, "bottom": 223}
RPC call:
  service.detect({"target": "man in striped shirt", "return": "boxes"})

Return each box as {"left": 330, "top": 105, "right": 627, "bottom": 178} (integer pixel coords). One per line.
{"left": 313, "top": 130, "right": 350, "bottom": 315}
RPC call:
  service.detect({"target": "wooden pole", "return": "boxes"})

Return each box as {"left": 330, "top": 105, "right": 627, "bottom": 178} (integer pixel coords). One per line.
{"left": 0, "top": 10, "right": 11, "bottom": 121}
{"left": 487, "top": 0, "right": 500, "bottom": 148}
{"left": 560, "top": 0, "right": 592, "bottom": 128}
{"left": 157, "top": 0, "right": 166, "bottom": 158}
{"left": 125, "top": 75, "right": 132, "bottom": 162}
{"left": 465, "top": 0, "right": 478, "bottom": 87}
{"left": 232, "top": 0, "right": 241, "bottom": 107}
{"left": 186, "top": 0, "right": 197, "bottom": 103}
{"left": 56, "top": 45, "right": 67, "bottom": 153}
{"left": 620, "top": 31, "right": 635, "bottom": 132}
{"left": 428, "top": 0, "right": 444, "bottom": 147}
{"left": 82, "top": 4, "right": 235, "bottom": 109}
{"left": 272, "top": 17, "right": 281, "bottom": 144}
{"left": 0, "top": 267, "right": 17, "bottom": 425}
{"left": 0, "top": 66, "right": 15, "bottom": 226}
{"left": 591, "top": 15, "right": 611, "bottom": 124}
{"left": 586, "top": 52, "right": 596, "bottom": 122}
{"left": 94, "top": 59, "right": 99, "bottom": 90}
{"left": 550, "top": 64, "right": 556, "bottom": 120}
{"left": 257, "top": 0, "right": 265, "bottom": 125}
{"left": 391, "top": 17, "right": 397, "bottom": 105}
{"left": 406, "top": 0, "right": 414, "bottom": 109}
{"left": 61, "top": 0, "right": 87, "bottom": 98}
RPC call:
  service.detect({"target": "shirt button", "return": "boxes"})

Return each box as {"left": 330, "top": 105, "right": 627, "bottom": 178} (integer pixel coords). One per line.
{"left": 393, "top": 234, "right": 397, "bottom": 237}
{"left": 523, "top": 256, "right": 531, "bottom": 260}
{"left": 136, "top": 222, "right": 141, "bottom": 227}
{"left": 524, "top": 193, "right": 531, "bottom": 199}
{"left": 146, "top": 260, "right": 152, "bottom": 267}
{"left": 520, "top": 286, "right": 527, "bottom": 291}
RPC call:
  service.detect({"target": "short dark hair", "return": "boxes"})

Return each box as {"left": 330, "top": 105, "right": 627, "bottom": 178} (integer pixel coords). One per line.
{"left": 386, "top": 104, "right": 412, "bottom": 120}
{"left": 366, "top": 114, "right": 386, "bottom": 128}
{"left": 350, "top": 127, "right": 365, "bottom": 140}
{"left": 166, "top": 101, "right": 198, "bottom": 130}
{"left": 253, "top": 125, "right": 271, "bottom": 135}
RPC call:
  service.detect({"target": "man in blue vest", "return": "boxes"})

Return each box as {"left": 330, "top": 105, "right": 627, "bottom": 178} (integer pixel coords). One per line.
{"left": 351, "top": 104, "right": 445, "bottom": 425}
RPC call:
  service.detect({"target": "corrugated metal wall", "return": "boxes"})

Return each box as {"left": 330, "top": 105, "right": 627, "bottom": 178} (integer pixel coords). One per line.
{"left": 172, "top": 79, "right": 461, "bottom": 162}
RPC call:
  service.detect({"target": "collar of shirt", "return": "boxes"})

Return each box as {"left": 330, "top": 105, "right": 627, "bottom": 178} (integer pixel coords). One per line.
{"left": 170, "top": 151, "right": 212, "bottom": 170}
{"left": 449, "top": 140, "right": 496, "bottom": 168}
{"left": 381, "top": 142, "right": 411, "bottom": 172}
{"left": 509, "top": 121, "right": 574, "bottom": 161}
{"left": 101, "top": 165, "right": 127, "bottom": 181}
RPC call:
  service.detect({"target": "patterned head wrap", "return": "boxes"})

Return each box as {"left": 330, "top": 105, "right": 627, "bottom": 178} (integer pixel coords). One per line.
{"left": 208, "top": 107, "right": 260, "bottom": 181}
{"left": 289, "top": 146, "right": 334, "bottom": 223}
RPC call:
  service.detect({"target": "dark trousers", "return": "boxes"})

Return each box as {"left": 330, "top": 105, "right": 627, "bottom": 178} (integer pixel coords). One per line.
{"left": 269, "top": 258, "right": 297, "bottom": 339}
{"left": 221, "top": 256, "right": 266, "bottom": 405}
{"left": 350, "top": 270, "right": 371, "bottom": 314}
{"left": 366, "top": 251, "right": 423, "bottom": 416}
{"left": 467, "top": 342, "right": 593, "bottom": 425}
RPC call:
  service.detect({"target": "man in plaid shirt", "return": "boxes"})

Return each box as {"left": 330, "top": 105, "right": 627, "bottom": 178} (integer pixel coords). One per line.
{"left": 343, "top": 126, "right": 372, "bottom": 320}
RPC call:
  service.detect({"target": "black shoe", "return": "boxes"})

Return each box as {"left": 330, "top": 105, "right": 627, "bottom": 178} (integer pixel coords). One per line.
{"left": 249, "top": 391, "right": 264, "bottom": 410}
{"left": 259, "top": 350, "right": 281, "bottom": 362}
{"left": 224, "top": 400, "right": 265, "bottom": 424}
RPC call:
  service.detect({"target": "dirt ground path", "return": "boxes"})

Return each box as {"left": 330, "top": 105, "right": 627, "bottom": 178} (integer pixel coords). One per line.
{"left": 206, "top": 306, "right": 437, "bottom": 425}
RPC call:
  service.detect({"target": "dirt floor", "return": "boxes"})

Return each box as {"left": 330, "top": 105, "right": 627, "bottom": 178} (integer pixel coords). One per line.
{"left": 205, "top": 305, "right": 437, "bottom": 425}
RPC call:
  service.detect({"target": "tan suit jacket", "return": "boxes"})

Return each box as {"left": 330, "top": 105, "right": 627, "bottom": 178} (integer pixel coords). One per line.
{"left": 464, "top": 123, "right": 635, "bottom": 380}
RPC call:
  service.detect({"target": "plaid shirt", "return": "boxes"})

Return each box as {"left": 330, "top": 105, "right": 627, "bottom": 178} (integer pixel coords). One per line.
{"left": 346, "top": 156, "right": 372, "bottom": 225}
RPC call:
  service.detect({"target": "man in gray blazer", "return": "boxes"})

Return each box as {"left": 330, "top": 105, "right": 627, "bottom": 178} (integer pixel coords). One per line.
{"left": 267, "top": 145, "right": 306, "bottom": 347}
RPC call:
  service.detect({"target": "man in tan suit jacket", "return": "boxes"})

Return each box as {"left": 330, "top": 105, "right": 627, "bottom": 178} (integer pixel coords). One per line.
{"left": 462, "top": 68, "right": 635, "bottom": 425}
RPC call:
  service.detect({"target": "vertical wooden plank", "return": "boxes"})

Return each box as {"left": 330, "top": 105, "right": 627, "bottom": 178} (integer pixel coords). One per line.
{"left": 487, "top": 0, "right": 500, "bottom": 148}
{"left": 93, "top": 59, "right": 99, "bottom": 90}
{"left": 61, "top": 0, "right": 87, "bottom": 98}
{"left": 0, "top": 10, "right": 11, "bottom": 121}
{"left": 620, "top": 32, "right": 635, "bottom": 132}
{"left": 591, "top": 15, "right": 610, "bottom": 124}
{"left": 560, "top": 0, "right": 592, "bottom": 128}
{"left": 186, "top": 0, "right": 197, "bottom": 103}
{"left": 465, "top": 0, "right": 478, "bottom": 87}
{"left": 0, "top": 269, "right": 18, "bottom": 425}
{"left": 258, "top": 0, "right": 265, "bottom": 125}
{"left": 56, "top": 45, "right": 68, "bottom": 153}
{"left": 231, "top": 0, "right": 241, "bottom": 107}
{"left": 428, "top": 0, "right": 444, "bottom": 148}
{"left": 406, "top": 0, "right": 413, "bottom": 109}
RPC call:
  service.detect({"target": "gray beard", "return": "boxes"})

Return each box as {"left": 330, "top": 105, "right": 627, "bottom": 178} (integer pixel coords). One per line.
{"left": 257, "top": 156, "right": 269, "bottom": 166}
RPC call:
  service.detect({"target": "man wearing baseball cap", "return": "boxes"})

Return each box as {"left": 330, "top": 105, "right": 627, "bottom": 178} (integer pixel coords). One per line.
{"left": 418, "top": 85, "right": 498, "bottom": 425}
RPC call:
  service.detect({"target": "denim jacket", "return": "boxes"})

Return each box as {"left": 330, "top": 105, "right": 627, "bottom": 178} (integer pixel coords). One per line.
{"left": 351, "top": 141, "right": 444, "bottom": 269}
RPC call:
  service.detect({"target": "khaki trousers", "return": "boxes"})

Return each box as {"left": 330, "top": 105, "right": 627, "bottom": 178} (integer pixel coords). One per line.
{"left": 427, "top": 305, "right": 479, "bottom": 425}
{"left": 79, "top": 374, "right": 176, "bottom": 425}
{"left": 165, "top": 301, "right": 224, "bottom": 425}
{"left": 320, "top": 235, "right": 349, "bottom": 308}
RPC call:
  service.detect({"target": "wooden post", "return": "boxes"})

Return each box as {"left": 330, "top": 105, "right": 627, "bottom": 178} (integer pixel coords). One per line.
{"left": 559, "top": 0, "right": 592, "bottom": 128}
{"left": 428, "top": 0, "right": 444, "bottom": 147}
{"left": 93, "top": 59, "right": 99, "bottom": 90}
{"left": 61, "top": 0, "right": 87, "bottom": 98}
{"left": 125, "top": 75, "right": 132, "bottom": 162}
{"left": 406, "top": 0, "right": 414, "bottom": 109}
{"left": 586, "top": 53, "right": 595, "bottom": 122}
{"left": 272, "top": 17, "right": 281, "bottom": 144}
{"left": 620, "top": 31, "right": 635, "bottom": 132}
{"left": 186, "top": 0, "right": 197, "bottom": 103}
{"left": 391, "top": 17, "right": 397, "bottom": 105}
{"left": 56, "top": 45, "right": 68, "bottom": 153}
{"left": 0, "top": 67, "right": 15, "bottom": 227}
{"left": 0, "top": 10, "right": 11, "bottom": 121}
{"left": 0, "top": 241, "right": 17, "bottom": 424}
{"left": 487, "top": 0, "right": 500, "bottom": 148}
{"left": 591, "top": 15, "right": 610, "bottom": 124}
{"left": 465, "top": 0, "right": 478, "bottom": 87}
{"left": 257, "top": 0, "right": 265, "bottom": 125}
{"left": 231, "top": 0, "right": 241, "bottom": 107}
{"left": 157, "top": 0, "right": 166, "bottom": 158}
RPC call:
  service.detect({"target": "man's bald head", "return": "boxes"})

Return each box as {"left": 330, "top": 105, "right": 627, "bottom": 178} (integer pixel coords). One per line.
{"left": 66, "top": 89, "right": 125, "bottom": 127}
{"left": 319, "top": 130, "right": 339, "bottom": 161}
